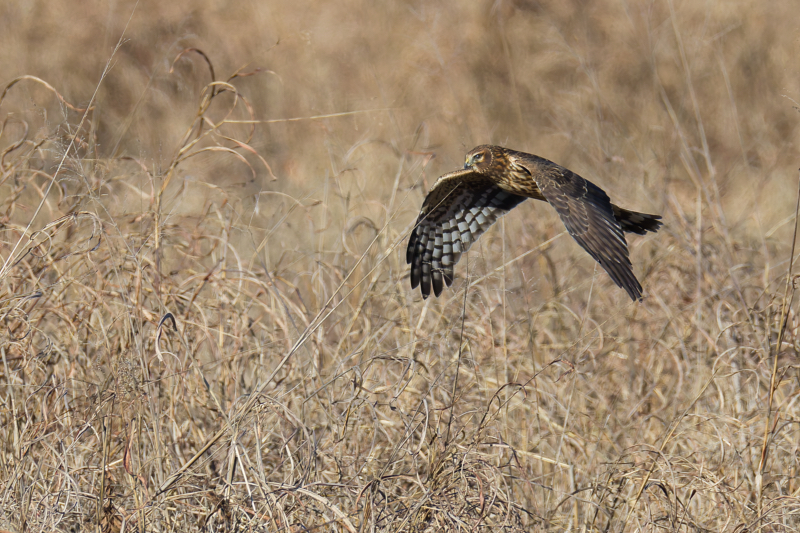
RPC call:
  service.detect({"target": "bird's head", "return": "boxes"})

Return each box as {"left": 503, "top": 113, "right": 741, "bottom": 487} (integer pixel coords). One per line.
{"left": 464, "top": 145, "right": 494, "bottom": 172}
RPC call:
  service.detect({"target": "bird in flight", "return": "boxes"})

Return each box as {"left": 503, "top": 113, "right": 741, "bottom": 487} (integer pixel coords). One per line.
{"left": 406, "top": 145, "right": 662, "bottom": 301}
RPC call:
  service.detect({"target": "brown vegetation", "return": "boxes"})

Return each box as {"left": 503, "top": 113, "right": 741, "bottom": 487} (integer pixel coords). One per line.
{"left": 1, "top": 0, "right": 800, "bottom": 531}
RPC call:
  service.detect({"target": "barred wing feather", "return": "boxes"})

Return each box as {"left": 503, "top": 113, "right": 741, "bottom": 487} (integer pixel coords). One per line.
{"left": 407, "top": 169, "right": 527, "bottom": 298}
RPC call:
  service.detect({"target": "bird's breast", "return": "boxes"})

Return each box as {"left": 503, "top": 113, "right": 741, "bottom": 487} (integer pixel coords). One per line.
{"left": 496, "top": 169, "right": 543, "bottom": 199}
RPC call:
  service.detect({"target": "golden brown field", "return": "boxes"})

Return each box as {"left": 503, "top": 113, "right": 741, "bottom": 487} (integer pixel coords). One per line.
{"left": 1, "top": 0, "right": 800, "bottom": 531}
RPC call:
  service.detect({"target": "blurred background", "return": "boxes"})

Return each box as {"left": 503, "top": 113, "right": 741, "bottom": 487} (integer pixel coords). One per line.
{"left": 1, "top": 0, "right": 800, "bottom": 531}
{"left": 3, "top": 0, "right": 797, "bottom": 220}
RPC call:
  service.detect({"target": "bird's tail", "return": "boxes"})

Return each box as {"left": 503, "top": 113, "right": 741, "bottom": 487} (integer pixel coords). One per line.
{"left": 611, "top": 205, "right": 662, "bottom": 235}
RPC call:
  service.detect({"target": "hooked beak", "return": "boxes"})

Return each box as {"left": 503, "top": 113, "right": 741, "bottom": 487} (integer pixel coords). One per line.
{"left": 464, "top": 158, "right": 471, "bottom": 170}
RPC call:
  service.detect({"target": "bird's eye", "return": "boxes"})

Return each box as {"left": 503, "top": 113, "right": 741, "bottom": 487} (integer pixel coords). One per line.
{"left": 465, "top": 151, "right": 485, "bottom": 168}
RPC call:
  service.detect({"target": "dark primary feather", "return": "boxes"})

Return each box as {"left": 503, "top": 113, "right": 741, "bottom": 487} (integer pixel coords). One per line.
{"left": 406, "top": 169, "right": 526, "bottom": 298}
{"left": 509, "top": 151, "right": 647, "bottom": 301}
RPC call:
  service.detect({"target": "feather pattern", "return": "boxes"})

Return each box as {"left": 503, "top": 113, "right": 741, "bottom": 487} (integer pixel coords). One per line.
{"left": 407, "top": 169, "right": 526, "bottom": 298}
{"left": 407, "top": 146, "right": 662, "bottom": 301}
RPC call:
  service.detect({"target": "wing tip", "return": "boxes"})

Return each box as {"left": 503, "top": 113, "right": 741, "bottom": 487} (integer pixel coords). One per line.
{"left": 625, "top": 284, "right": 645, "bottom": 302}
{"left": 621, "top": 274, "right": 644, "bottom": 302}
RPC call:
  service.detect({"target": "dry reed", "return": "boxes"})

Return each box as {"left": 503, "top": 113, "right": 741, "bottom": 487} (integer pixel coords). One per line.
{"left": 1, "top": 1, "right": 800, "bottom": 531}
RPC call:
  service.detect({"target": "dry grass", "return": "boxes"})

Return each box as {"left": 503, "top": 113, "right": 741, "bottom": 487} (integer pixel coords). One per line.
{"left": 1, "top": 0, "right": 800, "bottom": 531}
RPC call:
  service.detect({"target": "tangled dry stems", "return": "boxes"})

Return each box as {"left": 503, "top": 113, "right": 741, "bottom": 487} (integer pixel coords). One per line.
{"left": 1, "top": 2, "right": 800, "bottom": 532}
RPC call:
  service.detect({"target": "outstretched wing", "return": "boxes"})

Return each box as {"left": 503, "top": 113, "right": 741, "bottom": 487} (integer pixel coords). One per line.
{"left": 407, "top": 169, "right": 527, "bottom": 298}
{"left": 509, "top": 152, "right": 644, "bottom": 301}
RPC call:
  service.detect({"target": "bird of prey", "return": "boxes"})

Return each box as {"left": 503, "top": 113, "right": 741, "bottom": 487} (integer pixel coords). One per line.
{"left": 406, "top": 145, "right": 662, "bottom": 301}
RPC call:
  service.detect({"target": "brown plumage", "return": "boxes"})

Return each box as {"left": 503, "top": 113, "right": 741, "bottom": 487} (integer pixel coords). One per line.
{"left": 407, "top": 145, "right": 662, "bottom": 301}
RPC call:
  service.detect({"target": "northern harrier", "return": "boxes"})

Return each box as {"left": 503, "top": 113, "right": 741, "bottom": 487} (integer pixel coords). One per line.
{"left": 407, "top": 145, "right": 662, "bottom": 301}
